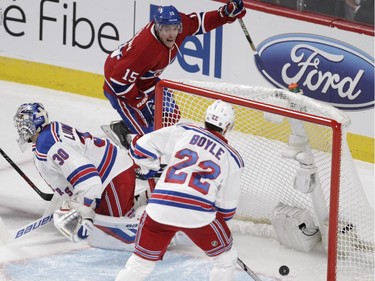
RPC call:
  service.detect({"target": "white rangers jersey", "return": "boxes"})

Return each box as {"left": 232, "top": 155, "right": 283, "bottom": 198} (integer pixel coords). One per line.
{"left": 33, "top": 121, "right": 133, "bottom": 203}
{"left": 132, "top": 123, "right": 244, "bottom": 228}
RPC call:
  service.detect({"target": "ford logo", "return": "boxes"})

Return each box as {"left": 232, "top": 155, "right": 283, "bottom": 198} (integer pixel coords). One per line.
{"left": 256, "top": 34, "right": 374, "bottom": 110}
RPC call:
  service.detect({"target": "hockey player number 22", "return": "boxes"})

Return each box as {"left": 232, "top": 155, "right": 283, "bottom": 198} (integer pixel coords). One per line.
{"left": 165, "top": 148, "right": 221, "bottom": 195}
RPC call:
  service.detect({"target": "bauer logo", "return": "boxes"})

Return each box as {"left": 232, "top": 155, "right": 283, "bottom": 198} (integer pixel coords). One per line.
{"left": 256, "top": 34, "right": 374, "bottom": 110}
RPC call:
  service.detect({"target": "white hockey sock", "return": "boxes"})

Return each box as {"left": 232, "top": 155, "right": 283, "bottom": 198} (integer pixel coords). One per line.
{"left": 209, "top": 247, "right": 237, "bottom": 281}
{"left": 115, "top": 254, "right": 155, "bottom": 281}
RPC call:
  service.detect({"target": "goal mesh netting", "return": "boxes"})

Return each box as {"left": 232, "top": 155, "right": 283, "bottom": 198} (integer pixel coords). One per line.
{"left": 154, "top": 79, "right": 374, "bottom": 281}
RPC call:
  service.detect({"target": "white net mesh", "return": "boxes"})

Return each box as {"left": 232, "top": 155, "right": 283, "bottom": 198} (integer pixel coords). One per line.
{"left": 156, "top": 80, "right": 374, "bottom": 281}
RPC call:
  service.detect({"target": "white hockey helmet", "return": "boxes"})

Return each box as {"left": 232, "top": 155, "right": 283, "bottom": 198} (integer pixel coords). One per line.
{"left": 14, "top": 102, "right": 49, "bottom": 151}
{"left": 205, "top": 100, "right": 235, "bottom": 135}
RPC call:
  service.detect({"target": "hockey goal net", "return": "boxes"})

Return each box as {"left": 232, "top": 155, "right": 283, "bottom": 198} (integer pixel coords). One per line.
{"left": 154, "top": 79, "right": 374, "bottom": 281}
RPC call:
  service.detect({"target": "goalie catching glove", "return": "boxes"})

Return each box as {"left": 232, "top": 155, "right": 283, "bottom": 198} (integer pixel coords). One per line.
{"left": 129, "top": 135, "right": 165, "bottom": 180}
{"left": 134, "top": 164, "right": 166, "bottom": 180}
{"left": 53, "top": 197, "right": 96, "bottom": 243}
{"left": 218, "top": 0, "right": 246, "bottom": 22}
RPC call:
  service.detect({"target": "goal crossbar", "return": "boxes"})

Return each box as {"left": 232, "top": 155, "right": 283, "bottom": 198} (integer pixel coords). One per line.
{"left": 155, "top": 79, "right": 342, "bottom": 281}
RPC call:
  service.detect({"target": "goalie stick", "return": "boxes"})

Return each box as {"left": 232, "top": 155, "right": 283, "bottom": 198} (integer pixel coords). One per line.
{"left": 0, "top": 188, "right": 64, "bottom": 244}
{"left": 237, "top": 258, "right": 262, "bottom": 281}
{"left": 0, "top": 212, "right": 54, "bottom": 243}
{"left": 0, "top": 148, "right": 53, "bottom": 201}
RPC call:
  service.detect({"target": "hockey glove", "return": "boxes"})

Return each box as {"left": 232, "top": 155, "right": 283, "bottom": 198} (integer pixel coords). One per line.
{"left": 53, "top": 198, "right": 95, "bottom": 243}
{"left": 134, "top": 164, "right": 165, "bottom": 180}
{"left": 127, "top": 90, "right": 155, "bottom": 128}
{"left": 219, "top": 0, "right": 246, "bottom": 20}
{"left": 128, "top": 90, "right": 148, "bottom": 110}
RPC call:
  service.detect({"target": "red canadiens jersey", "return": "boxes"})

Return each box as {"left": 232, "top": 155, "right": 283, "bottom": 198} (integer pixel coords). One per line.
{"left": 103, "top": 10, "right": 231, "bottom": 104}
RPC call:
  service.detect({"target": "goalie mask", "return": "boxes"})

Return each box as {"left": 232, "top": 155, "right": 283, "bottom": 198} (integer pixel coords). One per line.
{"left": 205, "top": 100, "right": 235, "bottom": 135}
{"left": 14, "top": 102, "right": 49, "bottom": 151}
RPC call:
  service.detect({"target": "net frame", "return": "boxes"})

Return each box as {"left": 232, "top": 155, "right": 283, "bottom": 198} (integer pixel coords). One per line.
{"left": 155, "top": 79, "right": 344, "bottom": 281}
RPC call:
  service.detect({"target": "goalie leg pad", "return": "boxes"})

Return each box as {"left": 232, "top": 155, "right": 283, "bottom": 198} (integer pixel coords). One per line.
{"left": 272, "top": 203, "right": 321, "bottom": 252}
{"left": 88, "top": 213, "right": 141, "bottom": 250}
{"left": 263, "top": 96, "right": 289, "bottom": 124}
{"left": 282, "top": 135, "right": 308, "bottom": 159}
{"left": 134, "top": 184, "right": 150, "bottom": 209}
{"left": 294, "top": 166, "right": 317, "bottom": 193}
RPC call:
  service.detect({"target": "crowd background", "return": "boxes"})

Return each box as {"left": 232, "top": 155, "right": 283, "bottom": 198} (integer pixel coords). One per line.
{"left": 259, "top": 0, "right": 374, "bottom": 25}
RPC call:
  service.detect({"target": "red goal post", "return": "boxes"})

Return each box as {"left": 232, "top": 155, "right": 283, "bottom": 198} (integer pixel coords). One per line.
{"left": 154, "top": 79, "right": 374, "bottom": 281}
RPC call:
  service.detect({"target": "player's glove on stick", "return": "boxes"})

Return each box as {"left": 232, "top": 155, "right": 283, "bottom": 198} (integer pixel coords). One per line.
{"left": 219, "top": 0, "right": 247, "bottom": 22}
{"left": 127, "top": 90, "right": 151, "bottom": 126}
{"left": 128, "top": 90, "right": 148, "bottom": 110}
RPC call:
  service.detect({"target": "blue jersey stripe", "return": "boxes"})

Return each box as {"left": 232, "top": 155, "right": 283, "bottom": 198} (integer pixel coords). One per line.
{"left": 67, "top": 164, "right": 99, "bottom": 187}
{"left": 149, "top": 189, "right": 216, "bottom": 213}
{"left": 97, "top": 140, "right": 117, "bottom": 183}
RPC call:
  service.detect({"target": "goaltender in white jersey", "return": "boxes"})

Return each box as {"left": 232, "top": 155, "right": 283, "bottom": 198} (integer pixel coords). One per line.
{"left": 116, "top": 100, "right": 244, "bottom": 281}
{"left": 14, "top": 102, "right": 138, "bottom": 246}
{"left": 32, "top": 122, "right": 134, "bottom": 208}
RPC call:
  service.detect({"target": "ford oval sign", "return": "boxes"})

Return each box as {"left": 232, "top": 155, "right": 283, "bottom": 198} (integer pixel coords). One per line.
{"left": 256, "top": 34, "right": 374, "bottom": 110}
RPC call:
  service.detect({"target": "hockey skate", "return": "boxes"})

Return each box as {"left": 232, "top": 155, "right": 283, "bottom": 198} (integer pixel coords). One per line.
{"left": 101, "top": 120, "right": 132, "bottom": 149}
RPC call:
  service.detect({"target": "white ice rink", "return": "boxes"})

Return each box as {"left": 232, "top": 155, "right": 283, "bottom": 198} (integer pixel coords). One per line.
{"left": 0, "top": 80, "right": 373, "bottom": 281}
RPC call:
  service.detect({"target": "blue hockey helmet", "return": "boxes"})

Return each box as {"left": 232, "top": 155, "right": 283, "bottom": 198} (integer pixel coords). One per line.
{"left": 14, "top": 102, "right": 49, "bottom": 150}
{"left": 154, "top": 5, "right": 182, "bottom": 32}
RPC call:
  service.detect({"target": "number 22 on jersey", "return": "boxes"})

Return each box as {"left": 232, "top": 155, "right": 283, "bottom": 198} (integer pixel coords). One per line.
{"left": 165, "top": 148, "right": 221, "bottom": 195}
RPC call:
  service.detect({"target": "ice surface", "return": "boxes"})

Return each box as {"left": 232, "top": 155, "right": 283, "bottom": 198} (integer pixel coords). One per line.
{"left": 0, "top": 81, "right": 373, "bottom": 281}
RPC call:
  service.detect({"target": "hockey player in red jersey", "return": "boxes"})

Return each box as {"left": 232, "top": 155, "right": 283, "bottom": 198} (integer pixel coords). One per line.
{"left": 115, "top": 100, "right": 244, "bottom": 281}
{"left": 13, "top": 102, "right": 138, "bottom": 245}
{"left": 103, "top": 0, "right": 246, "bottom": 148}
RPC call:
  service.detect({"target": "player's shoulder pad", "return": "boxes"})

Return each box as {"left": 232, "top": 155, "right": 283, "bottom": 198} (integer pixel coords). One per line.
{"left": 35, "top": 121, "right": 61, "bottom": 155}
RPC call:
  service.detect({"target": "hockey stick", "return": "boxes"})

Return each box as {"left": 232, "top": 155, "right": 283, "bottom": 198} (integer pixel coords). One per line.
{"left": 0, "top": 212, "right": 54, "bottom": 243}
{"left": 0, "top": 148, "right": 53, "bottom": 201}
{"left": 0, "top": 4, "right": 3, "bottom": 26}
{"left": 237, "top": 258, "right": 262, "bottom": 281}
{"left": 237, "top": 18, "right": 265, "bottom": 71}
